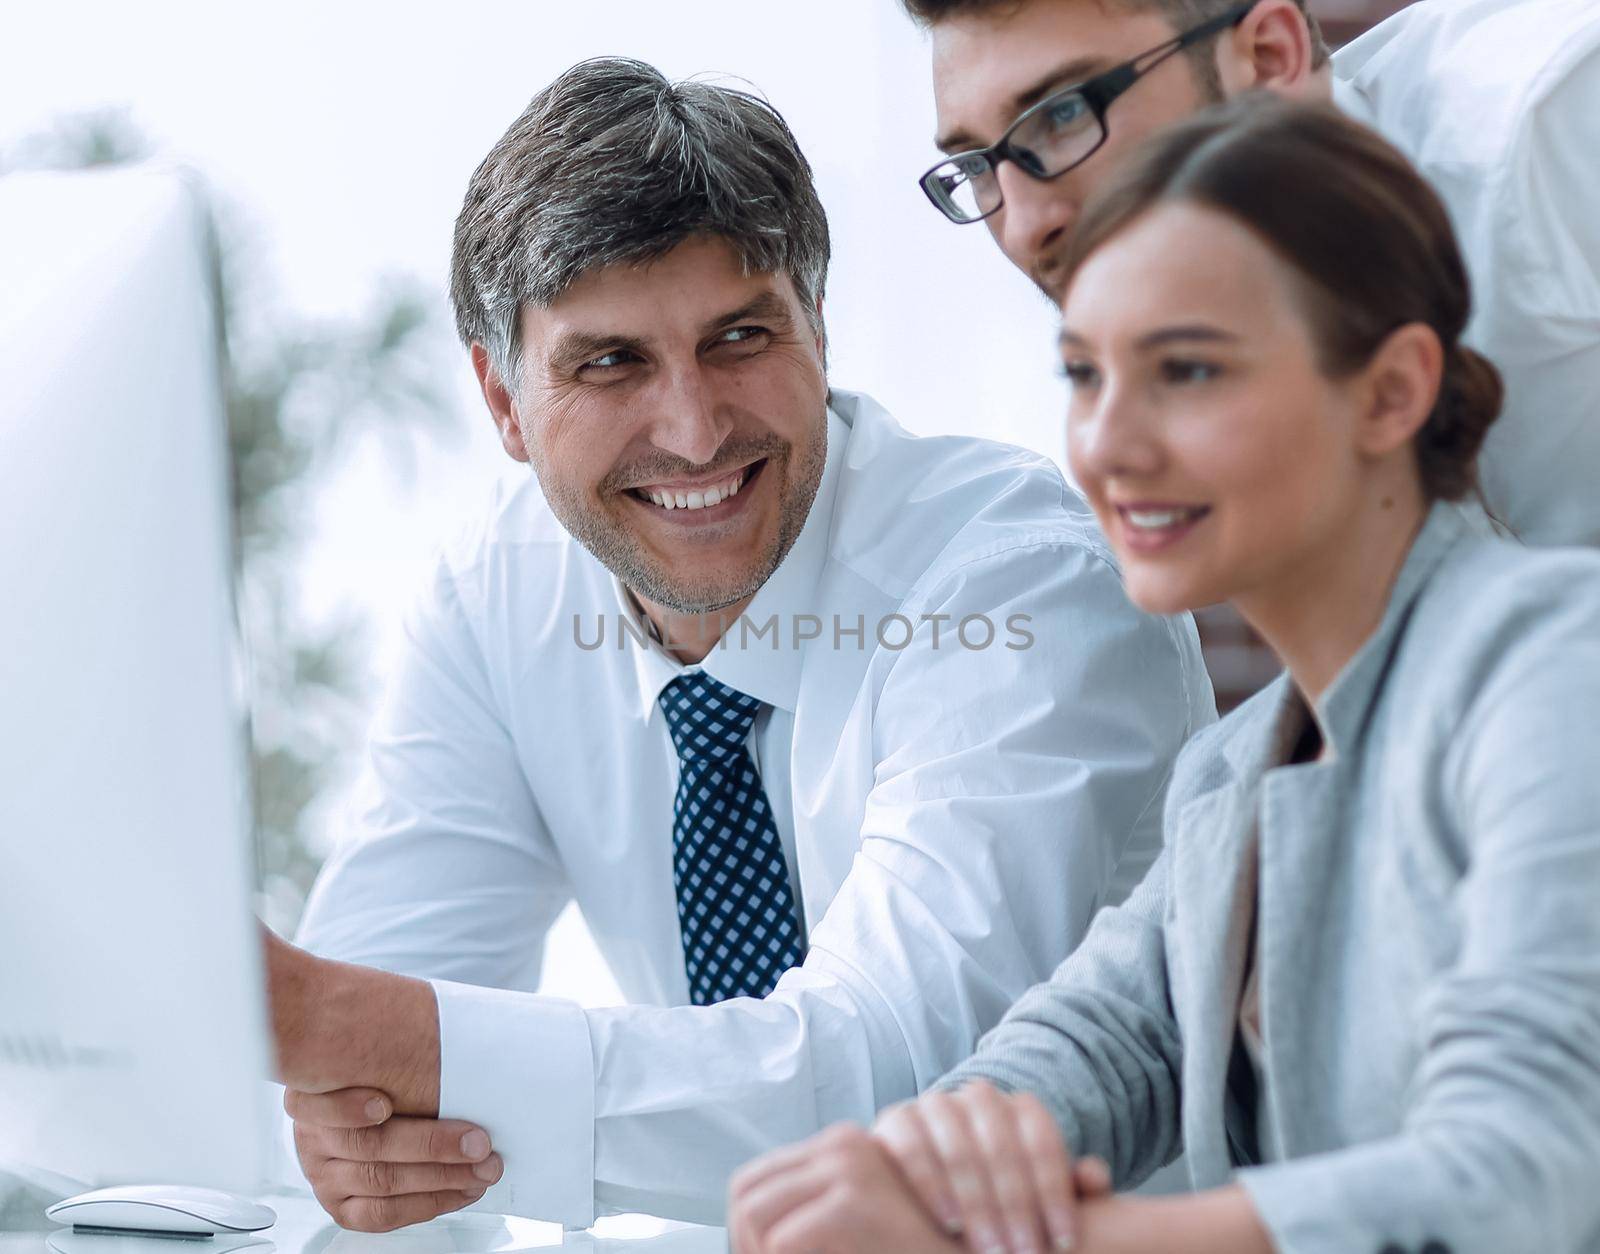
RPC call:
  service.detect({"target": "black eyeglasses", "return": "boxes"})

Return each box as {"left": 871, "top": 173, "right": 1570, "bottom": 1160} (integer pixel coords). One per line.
{"left": 919, "top": 1, "right": 1256, "bottom": 224}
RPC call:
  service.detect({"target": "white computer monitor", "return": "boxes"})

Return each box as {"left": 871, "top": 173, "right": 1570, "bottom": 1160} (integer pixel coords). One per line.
{"left": 0, "top": 165, "right": 270, "bottom": 1194}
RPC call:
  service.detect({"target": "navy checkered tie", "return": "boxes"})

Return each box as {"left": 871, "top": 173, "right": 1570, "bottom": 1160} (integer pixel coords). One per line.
{"left": 659, "top": 671, "right": 805, "bottom": 1004}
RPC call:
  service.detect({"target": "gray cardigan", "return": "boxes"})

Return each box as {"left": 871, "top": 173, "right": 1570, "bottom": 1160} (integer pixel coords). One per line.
{"left": 939, "top": 503, "right": 1600, "bottom": 1254}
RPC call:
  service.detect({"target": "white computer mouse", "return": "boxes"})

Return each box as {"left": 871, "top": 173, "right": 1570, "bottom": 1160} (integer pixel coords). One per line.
{"left": 46, "top": 1185, "right": 277, "bottom": 1237}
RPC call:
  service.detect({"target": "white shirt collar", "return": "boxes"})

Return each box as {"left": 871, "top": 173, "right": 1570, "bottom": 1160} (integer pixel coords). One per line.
{"left": 612, "top": 403, "right": 849, "bottom": 722}
{"left": 1328, "top": 69, "right": 1376, "bottom": 130}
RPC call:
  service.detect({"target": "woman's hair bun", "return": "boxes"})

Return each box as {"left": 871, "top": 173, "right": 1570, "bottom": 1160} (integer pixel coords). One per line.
{"left": 1419, "top": 345, "right": 1503, "bottom": 501}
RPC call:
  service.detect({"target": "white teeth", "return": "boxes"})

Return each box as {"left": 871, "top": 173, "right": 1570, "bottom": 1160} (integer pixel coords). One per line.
{"left": 638, "top": 466, "right": 750, "bottom": 511}
{"left": 1127, "top": 508, "right": 1200, "bottom": 530}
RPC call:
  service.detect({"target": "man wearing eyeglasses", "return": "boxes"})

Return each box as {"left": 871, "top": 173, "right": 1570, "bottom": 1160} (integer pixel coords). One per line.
{"left": 908, "top": 0, "right": 1600, "bottom": 550}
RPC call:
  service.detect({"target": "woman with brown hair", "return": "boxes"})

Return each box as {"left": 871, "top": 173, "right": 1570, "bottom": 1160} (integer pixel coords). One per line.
{"left": 727, "top": 95, "right": 1600, "bottom": 1254}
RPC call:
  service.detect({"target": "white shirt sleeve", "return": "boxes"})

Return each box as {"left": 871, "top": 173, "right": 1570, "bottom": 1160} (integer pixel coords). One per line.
{"left": 295, "top": 555, "right": 601, "bottom": 1220}
{"left": 432, "top": 539, "right": 1211, "bottom": 1226}
{"left": 297, "top": 556, "right": 574, "bottom": 983}
{"left": 1507, "top": 40, "right": 1600, "bottom": 324}
{"left": 1463, "top": 37, "right": 1600, "bottom": 546}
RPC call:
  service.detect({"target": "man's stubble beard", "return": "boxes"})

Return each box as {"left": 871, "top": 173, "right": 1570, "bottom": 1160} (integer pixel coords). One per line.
{"left": 531, "top": 414, "right": 829, "bottom": 617}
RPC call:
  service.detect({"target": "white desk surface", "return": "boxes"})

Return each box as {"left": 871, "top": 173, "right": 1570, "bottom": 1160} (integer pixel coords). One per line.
{"left": 0, "top": 1174, "right": 727, "bottom": 1254}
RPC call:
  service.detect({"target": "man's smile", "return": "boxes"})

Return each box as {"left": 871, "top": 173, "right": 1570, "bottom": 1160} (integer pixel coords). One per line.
{"left": 622, "top": 457, "right": 770, "bottom": 526}
{"left": 627, "top": 458, "right": 762, "bottom": 511}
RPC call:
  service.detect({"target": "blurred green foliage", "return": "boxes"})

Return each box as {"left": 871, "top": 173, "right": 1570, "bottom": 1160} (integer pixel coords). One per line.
{"left": 7, "top": 107, "right": 461, "bottom": 934}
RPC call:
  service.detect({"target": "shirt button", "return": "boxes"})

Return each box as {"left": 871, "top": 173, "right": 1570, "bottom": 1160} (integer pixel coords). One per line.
{"left": 1420, "top": 1243, "right": 1451, "bottom": 1254}
{"left": 1376, "top": 1245, "right": 1407, "bottom": 1254}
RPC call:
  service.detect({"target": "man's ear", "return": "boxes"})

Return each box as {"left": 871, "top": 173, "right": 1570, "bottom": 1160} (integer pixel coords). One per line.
{"left": 1218, "top": 0, "right": 1317, "bottom": 97}
{"left": 1352, "top": 322, "right": 1442, "bottom": 462}
{"left": 470, "top": 343, "right": 532, "bottom": 463}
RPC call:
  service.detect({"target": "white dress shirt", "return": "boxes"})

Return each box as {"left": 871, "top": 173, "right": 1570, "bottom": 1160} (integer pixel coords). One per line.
{"left": 1333, "top": 0, "right": 1600, "bottom": 547}
{"left": 296, "top": 390, "right": 1215, "bottom": 1226}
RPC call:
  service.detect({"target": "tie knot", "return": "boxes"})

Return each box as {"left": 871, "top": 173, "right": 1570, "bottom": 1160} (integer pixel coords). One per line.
{"left": 659, "top": 671, "right": 762, "bottom": 763}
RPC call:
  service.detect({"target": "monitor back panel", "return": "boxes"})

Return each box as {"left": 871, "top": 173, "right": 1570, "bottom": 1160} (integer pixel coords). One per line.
{"left": 0, "top": 167, "right": 269, "bottom": 1192}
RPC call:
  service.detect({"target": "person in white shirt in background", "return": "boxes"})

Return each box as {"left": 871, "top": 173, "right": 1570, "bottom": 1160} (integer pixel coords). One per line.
{"left": 905, "top": 0, "right": 1600, "bottom": 547}
{"left": 259, "top": 56, "right": 1214, "bottom": 1233}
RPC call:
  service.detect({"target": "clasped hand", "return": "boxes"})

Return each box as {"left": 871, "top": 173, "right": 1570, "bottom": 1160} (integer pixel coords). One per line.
{"left": 729, "top": 1080, "right": 1110, "bottom": 1254}
{"left": 263, "top": 927, "right": 503, "bottom": 1232}
{"left": 285, "top": 1086, "right": 503, "bottom": 1232}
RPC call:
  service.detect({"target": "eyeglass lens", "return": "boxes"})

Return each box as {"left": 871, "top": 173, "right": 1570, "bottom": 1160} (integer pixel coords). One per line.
{"left": 930, "top": 91, "right": 1104, "bottom": 222}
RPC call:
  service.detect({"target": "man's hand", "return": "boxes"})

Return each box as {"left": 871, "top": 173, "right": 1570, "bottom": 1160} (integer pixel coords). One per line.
{"left": 263, "top": 925, "right": 485, "bottom": 1231}
{"left": 285, "top": 1086, "right": 503, "bottom": 1233}
{"left": 261, "top": 924, "right": 440, "bottom": 1116}
{"left": 728, "top": 1122, "right": 965, "bottom": 1254}
{"left": 873, "top": 1080, "right": 1109, "bottom": 1254}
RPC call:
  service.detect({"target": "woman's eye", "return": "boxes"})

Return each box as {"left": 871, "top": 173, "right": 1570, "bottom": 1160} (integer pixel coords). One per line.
{"left": 1160, "top": 359, "right": 1221, "bottom": 385}
{"left": 1058, "top": 360, "right": 1100, "bottom": 388}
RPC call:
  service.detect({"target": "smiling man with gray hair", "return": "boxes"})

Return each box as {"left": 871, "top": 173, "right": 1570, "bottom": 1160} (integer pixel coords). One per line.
{"left": 260, "top": 56, "right": 1214, "bottom": 1232}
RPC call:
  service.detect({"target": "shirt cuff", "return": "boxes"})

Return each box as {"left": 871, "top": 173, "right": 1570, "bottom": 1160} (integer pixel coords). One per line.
{"left": 432, "top": 978, "right": 595, "bottom": 1228}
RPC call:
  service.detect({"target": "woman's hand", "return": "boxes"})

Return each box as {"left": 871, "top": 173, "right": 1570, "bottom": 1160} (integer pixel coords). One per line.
{"left": 728, "top": 1122, "right": 965, "bottom": 1254}
{"left": 872, "top": 1080, "right": 1109, "bottom": 1254}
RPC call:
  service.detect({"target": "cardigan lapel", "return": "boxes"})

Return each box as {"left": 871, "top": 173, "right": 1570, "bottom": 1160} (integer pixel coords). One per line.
{"left": 1235, "top": 502, "right": 1472, "bottom": 1158}
{"left": 1169, "top": 674, "right": 1301, "bottom": 1186}
{"left": 1254, "top": 753, "right": 1344, "bottom": 1158}
{"left": 1315, "top": 502, "right": 1469, "bottom": 760}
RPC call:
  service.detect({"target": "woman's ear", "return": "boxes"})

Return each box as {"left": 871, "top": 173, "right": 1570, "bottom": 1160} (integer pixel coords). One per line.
{"left": 1352, "top": 322, "right": 1443, "bottom": 460}
{"left": 1218, "top": 0, "right": 1317, "bottom": 97}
